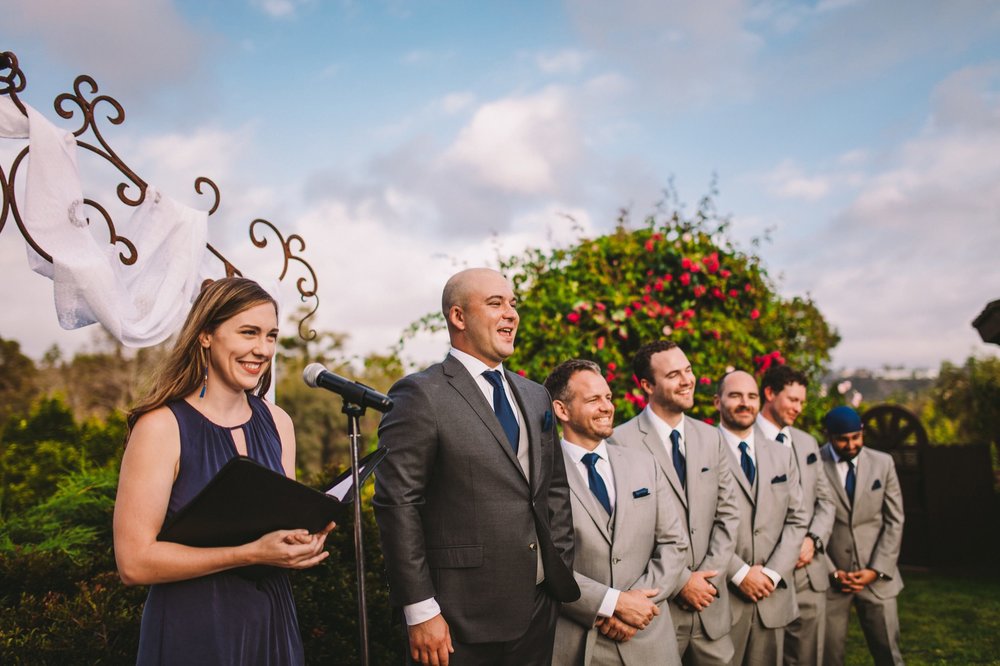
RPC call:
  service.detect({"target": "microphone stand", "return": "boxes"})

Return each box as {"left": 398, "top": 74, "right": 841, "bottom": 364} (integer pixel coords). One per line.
{"left": 343, "top": 400, "right": 370, "bottom": 666}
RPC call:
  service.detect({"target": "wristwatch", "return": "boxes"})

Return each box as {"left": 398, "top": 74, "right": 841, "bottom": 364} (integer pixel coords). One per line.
{"left": 807, "top": 532, "right": 824, "bottom": 553}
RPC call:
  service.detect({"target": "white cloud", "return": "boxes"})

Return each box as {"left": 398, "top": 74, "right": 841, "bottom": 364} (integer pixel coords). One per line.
{"left": 441, "top": 87, "right": 581, "bottom": 195}
{"left": 535, "top": 49, "right": 590, "bottom": 75}
{"left": 760, "top": 160, "right": 834, "bottom": 201}
{"left": 781, "top": 65, "right": 1000, "bottom": 367}
{"left": 438, "top": 92, "right": 476, "bottom": 115}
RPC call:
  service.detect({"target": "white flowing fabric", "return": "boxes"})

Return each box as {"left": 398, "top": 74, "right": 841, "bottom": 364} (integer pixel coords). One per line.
{"left": 0, "top": 96, "right": 208, "bottom": 347}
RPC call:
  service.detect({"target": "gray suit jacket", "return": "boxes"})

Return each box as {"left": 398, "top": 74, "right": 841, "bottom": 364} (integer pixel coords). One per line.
{"left": 724, "top": 433, "right": 808, "bottom": 629}
{"left": 820, "top": 443, "right": 905, "bottom": 600}
{"left": 609, "top": 411, "right": 739, "bottom": 640}
{"left": 373, "top": 355, "right": 579, "bottom": 643}
{"left": 757, "top": 425, "right": 836, "bottom": 594}
{"left": 554, "top": 444, "right": 688, "bottom": 666}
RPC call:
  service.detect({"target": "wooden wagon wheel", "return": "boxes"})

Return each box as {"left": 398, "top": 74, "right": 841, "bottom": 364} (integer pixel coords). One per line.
{"left": 861, "top": 404, "right": 929, "bottom": 451}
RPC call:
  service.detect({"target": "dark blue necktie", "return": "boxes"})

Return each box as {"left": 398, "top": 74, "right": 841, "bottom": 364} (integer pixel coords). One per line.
{"left": 582, "top": 452, "right": 612, "bottom": 515}
{"left": 739, "top": 441, "right": 756, "bottom": 486}
{"left": 775, "top": 432, "right": 787, "bottom": 443}
{"left": 670, "top": 429, "right": 686, "bottom": 489}
{"left": 483, "top": 370, "right": 519, "bottom": 453}
{"left": 845, "top": 460, "right": 856, "bottom": 506}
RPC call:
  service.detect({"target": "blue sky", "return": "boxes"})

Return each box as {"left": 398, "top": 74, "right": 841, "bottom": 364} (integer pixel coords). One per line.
{"left": 3, "top": 0, "right": 999, "bottom": 372}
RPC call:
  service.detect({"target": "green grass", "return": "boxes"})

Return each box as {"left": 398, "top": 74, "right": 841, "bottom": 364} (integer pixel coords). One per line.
{"left": 843, "top": 569, "right": 1000, "bottom": 665}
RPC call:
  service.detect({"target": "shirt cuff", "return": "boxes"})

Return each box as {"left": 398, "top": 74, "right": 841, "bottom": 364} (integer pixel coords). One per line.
{"left": 403, "top": 597, "right": 442, "bottom": 626}
{"left": 598, "top": 588, "right": 620, "bottom": 618}
{"left": 731, "top": 563, "right": 750, "bottom": 586}
{"left": 762, "top": 567, "right": 782, "bottom": 587}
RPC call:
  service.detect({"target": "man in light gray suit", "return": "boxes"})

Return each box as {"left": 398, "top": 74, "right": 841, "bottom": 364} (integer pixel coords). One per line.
{"left": 716, "top": 371, "right": 807, "bottom": 666}
{"left": 820, "top": 406, "right": 905, "bottom": 666}
{"left": 609, "top": 341, "right": 739, "bottom": 665}
{"left": 757, "top": 365, "right": 835, "bottom": 666}
{"left": 373, "top": 268, "right": 579, "bottom": 666}
{"left": 545, "top": 359, "right": 689, "bottom": 666}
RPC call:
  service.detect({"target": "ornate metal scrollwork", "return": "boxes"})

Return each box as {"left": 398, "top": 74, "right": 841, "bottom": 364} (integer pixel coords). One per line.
{"left": 250, "top": 219, "right": 320, "bottom": 340}
{"left": 0, "top": 50, "right": 320, "bottom": 340}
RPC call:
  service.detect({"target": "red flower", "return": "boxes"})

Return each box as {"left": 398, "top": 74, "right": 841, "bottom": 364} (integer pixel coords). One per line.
{"left": 517, "top": 369, "right": 527, "bottom": 377}
{"left": 681, "top": 257, "right": 692, "bottom": 270}
{"left": 644, "top": 239, "right": 655, "bottom": 252}
{"left": 703, "top": 252, "right": 720, "bottom": 274}
{"left": 702, "top": 417, "right": 715, "bottom": 425}
{"left": 663, "top": 274, "right": 673, "bottom": 282}
{"left": 646, "top": 269, "right": 654, "bottom": 276}
{"left": 745, "top": 283, "right": 753, "bottom": 293}
{"left": 712, "top": 287, "right": 725, "bottom": 300}
{"left": 652, "top": 232, "right": 663, "bottom": 241}
{"left": 567, "top": 312, "right": 581, "bottom": 324}
{"left": 699, "top": 376, "right": 712, "bottom": 385}
{"left": 606, "top": 372, "right": 616, "bottom": 382}
{"left": 720, "top": 269, "right": 731, "bottom": 279}
{"left": 750, "top": 309, "right": 760, "bottom": 320}
{"left": 710, "top": 329, "right": 721, "bottom": 340}
{"left": 729, "top": 289, "right": 738, "bottom": 298}
{"left": 643, "top": 294, "right": 651, "bottom": 303}
{"left": 654, "top": 279, "right": 664, "bottom": 291}
{"left": 624, "top": 306, "right": 633, "bottom": 317}
{"left": 595, "top": 302, "right": 606, "bottom": 311}
{"left": 607, "top": 362, "right": 617, "bottom": 371}
{"left": 632, "top": 300, "right": 643, "bottom": 310}
{"left": 597, "top": 336, "right": 605, "bottom": 350}
{"left": 683, "top": 308, "right": 695, "bottom": 319}
{"left": 680, "top": 273, "right": 691, "bottom": 286}
{"left": 693, "top": 285, "right": 707, "bottom": 297}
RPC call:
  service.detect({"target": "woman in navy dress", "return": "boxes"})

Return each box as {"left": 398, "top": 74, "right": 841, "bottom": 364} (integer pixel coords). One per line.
{"left": 113, "top": 277, "right": 334, "bottom": 665}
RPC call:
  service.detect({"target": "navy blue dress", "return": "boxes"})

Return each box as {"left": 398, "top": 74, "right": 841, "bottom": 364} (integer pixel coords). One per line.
{"left": 136, "top": 395, "right": 304, "bottom": 665}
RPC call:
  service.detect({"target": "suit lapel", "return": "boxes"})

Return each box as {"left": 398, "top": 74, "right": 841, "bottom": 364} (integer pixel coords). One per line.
{"left": 821, "top": 443, "right": 851, "bottom": 510}
{"left": 507, "top": 370, "right": 542, "bottom": 493}
{"left": 608, "top": 446, "right": 632, "bottom": 542}
{"left": 442, "top": 355, "right": 525, "bottom": 479}
{"left": 851, "top": 447, "right": 874, "bottom": 525}
{"left": 724, "top": 429, "right": 755, "bottom": 504}
{"left": 640, "top": 410, "right": 688, "bottom": 509}
{"left": 755, "top": 440, "right": 775, "bottom": 508}
{"left": 562, "top": 448, "right": 612, "bottom": 544}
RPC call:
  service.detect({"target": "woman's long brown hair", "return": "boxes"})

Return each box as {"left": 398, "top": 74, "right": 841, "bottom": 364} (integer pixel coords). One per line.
{"left": 126, "top": 278, "right": 278, "bottom": 438}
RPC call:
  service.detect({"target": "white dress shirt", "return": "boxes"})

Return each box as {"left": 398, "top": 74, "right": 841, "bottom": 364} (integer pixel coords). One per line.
{"left": 646, "top": 406, "right": 687, "bottom": 459}
{"left": 719, "top": 427, "right": 782, "bottom": 588}
{"left": 755, "top": 413, "right": 791, "bottom": 449}
{"left": 561, "top": 438, "right": 621, "bottom": 618}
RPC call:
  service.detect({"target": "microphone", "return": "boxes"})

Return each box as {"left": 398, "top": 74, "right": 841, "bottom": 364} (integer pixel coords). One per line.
{"left": 303, "top": 363, "right": 394, "bottom": 413}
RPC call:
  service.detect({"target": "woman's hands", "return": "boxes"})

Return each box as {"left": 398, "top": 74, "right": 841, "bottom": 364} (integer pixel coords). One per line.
{"left": 250, "top": 521, "right": 336, "bottom": 569}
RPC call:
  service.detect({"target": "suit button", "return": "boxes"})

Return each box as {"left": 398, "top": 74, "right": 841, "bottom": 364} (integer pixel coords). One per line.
{"left": 528, "top": 543, "right": 537, "bottom": 551}
{"left": 754, "top": 529, "right": 760, "bottom": 535}
{"left": 612, "top": 557, "right": 621, "bottom": 564}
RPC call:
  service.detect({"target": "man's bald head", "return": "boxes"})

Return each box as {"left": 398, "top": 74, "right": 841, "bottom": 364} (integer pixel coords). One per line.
{"left": 442, "top": 268, "right": 505, "bottom": 318}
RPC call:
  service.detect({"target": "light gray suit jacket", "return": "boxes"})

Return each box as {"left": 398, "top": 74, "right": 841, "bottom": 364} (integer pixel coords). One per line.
{"left": 609, "top": 411, "right": 739, "bottom": 640}
{"left": 724, "top": 432, "right": 808, "bottom": 629}
{"left": 554, "top": 444, "right": 688, "bottom": 666}
{"left": 757, "top": 425, "right": 836, "bottom": 594}
{"left": 373, "top": 355, "right": 579, "bottom": 644}
{"left": 820, "top": 443, "right": 905, "bottom": 600}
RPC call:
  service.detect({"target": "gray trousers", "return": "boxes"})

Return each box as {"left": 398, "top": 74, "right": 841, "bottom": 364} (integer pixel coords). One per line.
{"left": 783, "top": 584, "right": 826, "bottom": 665}
{"left": 731, "top": 604, "right": 783, "bottom": 666}
{"left": 672, "top": 605, "right": 734, "bottom": 666}
{"left": 823, "top": 589, "right": 903, "bottom": 666}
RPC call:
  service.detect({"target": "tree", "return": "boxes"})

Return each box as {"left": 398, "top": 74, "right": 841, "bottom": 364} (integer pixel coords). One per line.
{"left": 0, "top": 337, "right": 40, "bottom": 428}
{"left": 486, "top": 191, "right": 840, "bottom": 427}
{"left": 923, "top": 355, "right": 1000, "bottom": 445}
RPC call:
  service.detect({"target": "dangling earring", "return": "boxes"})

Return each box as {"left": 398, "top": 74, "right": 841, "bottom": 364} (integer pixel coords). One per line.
{"left": 199, "top": 347, "right": 209, "bottom": 399}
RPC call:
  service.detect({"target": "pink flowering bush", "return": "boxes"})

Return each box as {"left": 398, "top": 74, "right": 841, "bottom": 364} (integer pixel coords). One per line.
{"left": 498, "top": 193, "right": 840, "bottom": 423}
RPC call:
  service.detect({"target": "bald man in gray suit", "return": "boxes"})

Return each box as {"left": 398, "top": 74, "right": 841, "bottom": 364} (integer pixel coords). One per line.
{"left": 716, "top": 371, "right": 807, "bottom": 666}
{"left": 609, "top": 341, "right": 739, "bottom": 665}
{"left": 820, "top": 406, "right": 904, "bottom": 666}
{"left": 546, "top": 359, "right": 688, "bottom": 665}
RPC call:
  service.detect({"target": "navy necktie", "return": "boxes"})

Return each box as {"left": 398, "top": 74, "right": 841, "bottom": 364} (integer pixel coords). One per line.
{"left": 845, "top": 460, "right": 856, "bottom": 506}
{"left": 739, "top": 441, "right": 756, "bottom": 486}
{"left": 775, "top": 432, "right": 787, "bottom": 443}
{"left": 582, "top": 452, "right": 612, "bottom": 515}
{"left": 482, "top": 370, "right": 519, "bottom": 453}
{"left": 670, "top": 429, "right": 686, "bottom": 489}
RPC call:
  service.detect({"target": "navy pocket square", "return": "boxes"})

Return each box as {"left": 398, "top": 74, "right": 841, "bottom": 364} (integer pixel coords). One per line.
{"left": 542, "top": 410, "right": 553, "bottom": 432}
{"left": 806, "top": 452, "right": 818, "bottom": 464}
{"left": 701, "top": 467, "right": 710, "bottom": 472}
{"left": 633, "top": 488, "right": 650, "bottom": 498}
{"left": 871, "top": 479, "right": 882, "bottom": 490}
{"left": 771, "top": 474, "right": 788, "bottom": 484}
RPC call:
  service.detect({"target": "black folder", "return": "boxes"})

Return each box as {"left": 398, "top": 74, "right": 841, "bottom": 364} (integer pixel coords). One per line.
{"left": 157, "top": 447, "right": 388, "bottom": 577}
